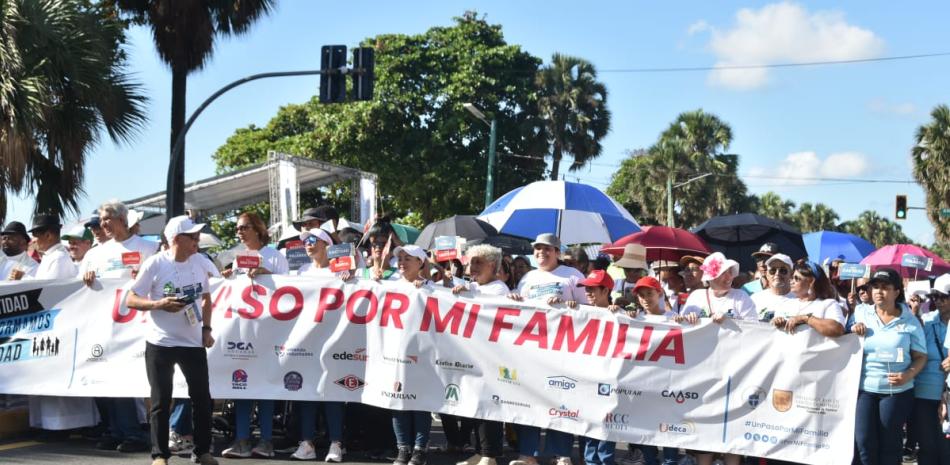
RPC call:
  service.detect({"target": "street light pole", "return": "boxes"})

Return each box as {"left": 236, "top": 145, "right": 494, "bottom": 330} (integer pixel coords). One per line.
{"left": 666, "top": 172, "right": 714, "bottom": 228}
{"left": 463, "top": 103, "right": 498, "bottom": 209}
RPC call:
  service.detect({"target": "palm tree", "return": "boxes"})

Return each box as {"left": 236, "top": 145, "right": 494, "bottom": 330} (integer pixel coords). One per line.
{"left": 1, "top": 0, "right": 147, "bottom": 222}
{"left": 536, "top": 53, "right": 610, "bottom": 180}
{"left": 840, "top": 210, "right": 911, "bottom": 247}
{"left": 795, "top": 202, "right": 840, "bottom": 232}
{"left": 757, "top": 192, "right": 796, "bottom": 224}
{"left": 911, "top": 104, "right": 950, "bottom": 244}
{"left": 115, "top": 0, "right": 274, "bottom": 215}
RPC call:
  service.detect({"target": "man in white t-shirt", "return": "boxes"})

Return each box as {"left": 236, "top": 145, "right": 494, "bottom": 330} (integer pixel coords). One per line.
{"left": 0, "top": 221, "right": 38, "bottom": 280}
{"left": 126, "top": 215, "right": 217, "bottom": 465}
{"left": 681, "top": 252, "right": 757, "bottom": 321}
{"left": 27, "top": 215, "right": 77, "bottom": 281}
{"left": 751, "top": 254, "right": 795, "bottom": 321}
{"left": 510, "top": 233, "right": 587, "bottom": 306}
{"left": 79, "top": 200, "right": 158, "bottom": 284}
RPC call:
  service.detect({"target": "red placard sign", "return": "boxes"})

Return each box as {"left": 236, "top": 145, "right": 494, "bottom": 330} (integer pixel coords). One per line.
{"left": 329, "top": 256, "right": 354, "bottom": 272}
{"left": 121, "top": 252, "right": 141, "bottom": 266}
{"left": 236, "top": 254, "right": 261, "bottom": 269}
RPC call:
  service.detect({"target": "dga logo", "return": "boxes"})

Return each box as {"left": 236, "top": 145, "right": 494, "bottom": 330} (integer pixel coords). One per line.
{"left": 225, "top": 341, "right": 256, "bottom": 360}
{"left": 548, "top": 405, "right": 580, "bottom": 421}
{"left": 744, "top": 432, "right": 779, "bottom": 444}
{"left": 659, "top": 422, "right": 695, "bottom": 434}
{"left": 283, "top": 371, "right": 303, "bottom": 391}
{"left": 231, "top": 369, "right": 248, "bottom": 390}
{"left": 334, "top": 375, "right": 366, "bottom": 391}
{"left": 497, "top": 366, "right": 519, "bottom": 385}
{"left": 598, "top": 383, "right": 642, "bottom": 397}
{"left": 332, "top": 348, "right": 369, "bottom": 362}
{"left": 444, "top": 384, "right": 460, "bottom": 405}
{"left": 435, "top": 359, "right": 475, "bottom": 371}
{"left": 661, "top": 389, "right": 699, "bottom": 404}
{"left": 546, "top": 376, "right": 578, "bottom": 391}
{"left": 86, "top": 343, "right": 105, "bottom": 362}
{"left": 772, "top": 389, "right": 793, "bottom": 413}
{"left": 604, "top": 412, "right": 630, "bottom": 431}
{"left": 382, "top": 381, "right": 417, "bottom": 400}
{"left": 744, "top": 387, "right": 766, "bottom": 409}
{"left": 274, "top": 345, "right": 314, "bottom": 358}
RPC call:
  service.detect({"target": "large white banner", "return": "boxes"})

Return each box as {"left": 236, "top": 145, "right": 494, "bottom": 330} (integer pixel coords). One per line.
{"left": 0, "top": 276, "right": 862, "bottom": 464}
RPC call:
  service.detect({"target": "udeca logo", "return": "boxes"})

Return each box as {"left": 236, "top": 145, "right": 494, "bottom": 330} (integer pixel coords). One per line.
{"left": 659, "top": 421, "right": 695, "bottom": 434}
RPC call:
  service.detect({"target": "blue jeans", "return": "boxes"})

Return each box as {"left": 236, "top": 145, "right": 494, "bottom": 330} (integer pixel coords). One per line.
{"left": 517, "top": 425, "right": 574, "bottom": 457}
{"left": 170, "top": 400, "right": 191, "bottom": 436}
{"left": 392, "top": 410, "right": 432, "bottom": 449}
{"left": 584, "top": 438, "right": 615, "bottom": 465}
{"left": 638, "top": 445, "right": 678, "bottom": 465}
{"left": 234, "top": 399, "right": 274, "bottom": 441}
{"left": 102, "top": 397, "right": 147, "bottom": 442}
{"left": 913, "top": 398, "right": 950, "bottom": 465}
{"left": 298, "top": 401, "right": 345, "bottom": 442}
{"left": 855, "top": 389, "right": 915, "bottom": 465}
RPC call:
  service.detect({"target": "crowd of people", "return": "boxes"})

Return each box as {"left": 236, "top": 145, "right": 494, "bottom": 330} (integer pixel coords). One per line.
{"left": 2, "top": 198, "right": 950, "bottom": 465}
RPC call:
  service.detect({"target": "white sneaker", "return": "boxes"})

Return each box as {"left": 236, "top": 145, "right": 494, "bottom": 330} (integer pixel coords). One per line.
{"left": 555, "top": 457, "right": 573, "bottom": 465}
{"left": 509, "top": 456, "right": 539, "bottom": 465}
{"left": 292, "top": 440, "right": 317, "bottom": 460}
{"left": 325, "top": 441, "right": 345, "bottom": 462}
{"left": 457, "top": 454, "right": 482, "bottom": 465}
{"left": 477, "top": 458, "right": 498, "bottom": 465}
{"left": 168, "top": 431, "right": 182, "bottom": 451}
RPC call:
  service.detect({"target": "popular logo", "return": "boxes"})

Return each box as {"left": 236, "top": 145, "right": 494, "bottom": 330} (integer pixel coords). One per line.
{"left": 744, "top": 387, "right": 766, "bottom": 409}
{"left": 772, "top": 389, "right": 793, "bottom": 413}
{"left": 497, "top": 366, "right": 519, "bottom": 385}
{"left": 332, "top": 348, "right": 369, "bottom": 362}
{"left": 283, "top": 371, "right": 303, "bottom": 391}
{"left": 445, "top": 384, "right": 460, "bottom": 405}
{"left": 598, "top": 383, "right": 612, "bottom": 396}
{"left": 231, "top": 369, "right": 248, "bottom": 390}
{"left": 597, "top": 383, "right": 642, "bottom": 397}
{"left": 546, "top": 375, "right": 578, "bottom": 391}
{"left": 334, "top": 375, "right": 366, "bottom": 391}
{"left": 548, "top": 405, "right": 580, "bottom": 421}
{"left": 659, "top": 422, "right": 695, "bottom": 434}
{"left": 661, "top": 389, "right": 699, "bottom": 404}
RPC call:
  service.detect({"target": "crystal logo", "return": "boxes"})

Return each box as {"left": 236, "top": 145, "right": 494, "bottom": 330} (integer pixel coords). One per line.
{"left": 659, "top": 422, "right": 695, "bottom": 434}
{"left": 548, "top": 405, "right": 580, "bottom": 421}
{"left": 445, "top": 384, "right": 460, "bottom": 405}
{"left": 334, "top": 375, "right": 365, "bottom": 391}
{"left": 283, "top": 371, "right": 303, "bottom": 391}
{"left": 332, "top": 348, "right": 369, "bottom": 361}
{"left": 546, "top": 375, "right": 578, "bottom": 391}
{"left": 231, "top": 369, "right": 248, "bottom": 390}
{"left": 497, "top": 366, "right": 519, "bottom": 385}
{"left": 661, "top": 390, "right": 699, "bottom": 404}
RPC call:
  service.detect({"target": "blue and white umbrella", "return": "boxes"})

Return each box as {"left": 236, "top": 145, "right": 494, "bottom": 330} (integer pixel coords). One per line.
{"left": 477, "top": 181, "right": 640, "bottom": 245}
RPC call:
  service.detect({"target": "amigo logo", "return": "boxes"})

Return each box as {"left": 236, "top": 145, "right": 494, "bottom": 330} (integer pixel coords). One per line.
{"left": 546, "top": 375, "right": 578, "bottom": 391}
{"left": 548, "top": 405, "right": 580, "bottom": 421}
{"left": 659, "top": 422, "right": 695, "bottom": 434}
{"left": 661, "top": 389, "right": 699, "bottom": 404}
{"left": 332, "top": 348, "right": 369, "bottom": 362}
{"left": 283, "top": 371, "right": 303, "bottom": 391}
{"left": 604, "top": 412, "right": 631, "bottom": 431}
{"left": 231, "top": 369, "right": 248, "bottom": 390}
{"left": 497, "top": 366, "right": 519, "bottom": 385}
{"left": 598, "top": 383, "right": 641, "bottom": 397}
{"left": 225, "top": 341, "right": 256, "bottom": 360}
{"left": 445, "top": 384, "right": 460, "bottom": 405}
{"left": 334, "top": 375, "right": 366, "bottom": 391}
{"left": 435, "top": 359, "right": 475, "bottom": 371}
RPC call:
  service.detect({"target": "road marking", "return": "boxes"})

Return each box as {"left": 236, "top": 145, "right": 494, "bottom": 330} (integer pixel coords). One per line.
{"left": 0, "top": 440, "right": 42, "bottom": 451}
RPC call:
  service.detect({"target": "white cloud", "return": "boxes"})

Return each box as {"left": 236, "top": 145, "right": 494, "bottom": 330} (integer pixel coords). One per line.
{"left": 697, "top": 2, "right": 884, "bottom": 90}
{"left": 759, "top": 151, "right": 870, "bottom": 184}
{"left": 687, "top": 20, "right": 710, "bottom": 36}
{"left": 867, "top": 98, "right": 917, "bottom": 116}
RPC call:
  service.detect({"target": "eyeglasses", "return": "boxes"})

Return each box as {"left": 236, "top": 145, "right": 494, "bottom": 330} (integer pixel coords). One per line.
{"left": 767, "top": 268, "right": 789, "bottom": 276}
{"left": 370, "top": 242, "right": 386, "bottom": 249}
{"left": 236, "top": 224, "right": 252, "bottom": 231}
{"left": 791, "top": 274, "right": 809, "bottom": 282}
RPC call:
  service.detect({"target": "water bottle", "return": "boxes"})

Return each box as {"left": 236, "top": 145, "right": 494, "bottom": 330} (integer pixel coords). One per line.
{"left": 943, "top": 419, "right": 950, "bottom": 439}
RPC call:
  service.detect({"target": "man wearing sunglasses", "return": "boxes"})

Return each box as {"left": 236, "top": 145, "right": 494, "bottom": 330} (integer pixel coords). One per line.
{"left": 750, "top": 253, "right": 795, "bottom": 322}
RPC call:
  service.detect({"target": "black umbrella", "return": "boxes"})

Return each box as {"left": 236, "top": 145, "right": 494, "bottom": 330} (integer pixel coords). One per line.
{"left": 415, "top": 215, "right": 533, "bottom": 255}
{"left": 466, "top": 234, "right": 534, "bottom": 256}
{"left": 691, "top": 213, "right": 806, "bottom": 272}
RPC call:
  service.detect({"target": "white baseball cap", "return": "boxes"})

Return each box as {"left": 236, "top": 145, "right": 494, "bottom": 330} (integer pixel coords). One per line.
{"left": 765, "top": 253, "right": 793, "bottom": 270}
{"left": 300, "top": 228, "right": 333, "bottom": 246}
{"left": 933, "top": 274, "right": 950, "bottom": 296}
{"left": 164, "top": 215, "right": 205, "bottom": 243}
{"left": 393, "top": 245, "right": 427, "bottom": 262}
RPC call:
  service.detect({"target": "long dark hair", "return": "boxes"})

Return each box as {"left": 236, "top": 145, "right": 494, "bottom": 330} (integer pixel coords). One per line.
{"left": 793, "top": 260, "right": 836, "bottom": 300}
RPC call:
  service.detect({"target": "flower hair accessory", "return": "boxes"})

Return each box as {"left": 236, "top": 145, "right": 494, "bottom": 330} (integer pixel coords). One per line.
{"left": 700, "top": 252, "right": 737, "bottom": 283}
{"left": 700, "top": 257, "right": 722, "bottom": 278}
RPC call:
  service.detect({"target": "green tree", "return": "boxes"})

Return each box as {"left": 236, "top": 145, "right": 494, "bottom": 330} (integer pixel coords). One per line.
{"left": 911, "top": 104, "right": 950, "bottom": 246}
{"left": 115, "top": 0, "right": 274, "bottom": 214}
{"left": 536, "top": 53, "right": 611, "bottom": 180}
{"left": 756, "top": 192, "right": 797, "bottom": 224}
{"left": 795, "top": 202, "right": 840, "bottom": 232}
{"left": 0, "top": 0, "right": 146, "bottom": 221}
{"left": 213, "top": 14, "right": 548, "bottom": 223}
{"left": 839, "top": 210, "right": 911, "bottom": 248}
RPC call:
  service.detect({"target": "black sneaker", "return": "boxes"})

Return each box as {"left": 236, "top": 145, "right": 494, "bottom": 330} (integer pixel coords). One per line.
{"left": 116, "top": 439, "right": 149, "bottom": 452}
{"left": 409, "top": 448, "right": 427, "bottom": 465}
{"left": 393, "top": 446, "right": 412, "bottom": 465}
{"left": 902, "top": 448, "right": 917, "bottom": 462}
{"left": 95, "top": 437, "right": 121, "bottom": 450}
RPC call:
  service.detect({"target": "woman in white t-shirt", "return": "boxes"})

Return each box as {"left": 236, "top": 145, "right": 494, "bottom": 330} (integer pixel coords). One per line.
{"left": 222, "top": 212, "right": 289, "bottom": 279}
{"left": 771, "top": 261, "right": 845, "bottom": 337}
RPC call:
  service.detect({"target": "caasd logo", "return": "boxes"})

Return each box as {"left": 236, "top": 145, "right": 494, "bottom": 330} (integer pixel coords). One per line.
{"left": 332, "top": 348, "right": 369, "bottom": 362}
{"left": 334, "top": 375, "right": 366, "bottom": 391}
{"left": 661, "top": 389, "right": 699, "bottom": 404}
{"left": 231, "top": 369, "right": 248, "bottom": 390}
{"left": 444, "top": 384, "right": 460, "bottom": 405}
{"left": 548, "top": 405, "right": 580, "bottom": 421}
{"left": 546, "top": 376, "right": 577, "bottom": 391}
{"left": 604, "top": 413, "right": 630, "bottom": 431}
{"left": 497, "top": 366, "right": 519, "bottom": 385}
{"left": 659, "top": 422, "right": 695, "bottom": 434}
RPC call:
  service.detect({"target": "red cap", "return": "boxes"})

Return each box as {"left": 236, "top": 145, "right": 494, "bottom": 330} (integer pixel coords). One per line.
{"left": 632, "top": 276, "right": 663, "bottom": 294}
{"left": 577, "top": 270, "right": 614, "bottom": 289}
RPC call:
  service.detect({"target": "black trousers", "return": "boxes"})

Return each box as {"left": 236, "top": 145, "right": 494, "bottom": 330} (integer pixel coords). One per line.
{"left": 476, "top": 420, "right": 503, "bottom": 458}
{"left": 145, "top": 342, "right": 212, "bottom": 459}
{"left": 914, "top": 398, "right": 950, "bottom": 465}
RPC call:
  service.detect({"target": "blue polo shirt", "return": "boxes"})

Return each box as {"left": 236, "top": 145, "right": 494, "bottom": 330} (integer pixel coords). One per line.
{"left": 915, "top": 313, "right": 948, "bottom": 400}
{"left": 851, "top": 303, "right": 926, "bottom": 394}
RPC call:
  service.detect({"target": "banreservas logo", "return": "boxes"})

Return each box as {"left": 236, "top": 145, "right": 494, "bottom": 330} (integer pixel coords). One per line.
{"left": 490, "top": 395, "right": 531, "bottom": 408}
{"left": 661, "top": 389, "right": 699, "bottom": 404}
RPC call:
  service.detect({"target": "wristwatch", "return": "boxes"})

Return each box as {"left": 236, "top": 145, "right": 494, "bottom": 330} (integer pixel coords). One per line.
{"left": 201, "top": 326, "right": 212, "bottom": 332}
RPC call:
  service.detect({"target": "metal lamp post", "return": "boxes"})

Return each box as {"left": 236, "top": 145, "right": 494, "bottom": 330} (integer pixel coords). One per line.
{"left": 464, "top": 103, "right": 498, "bottom": 209}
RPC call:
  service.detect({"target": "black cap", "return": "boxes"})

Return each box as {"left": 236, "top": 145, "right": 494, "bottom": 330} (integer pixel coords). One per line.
{"left": 29, "top": 214, "right": 61, "bottom": 233}
{"left": 0, "top": 221, "right": 31, "bottom": 241}
{"left": 751, "top": 242, "right": 780, "bottom": 259}
{"left": 293, "top": 205, "right": 339, "bottom": 229}
{"left": 868, "top": 268, "right": 902, "bottom": 290}
{"left": 83, "top": 217, "right": 100, "bottom": 229}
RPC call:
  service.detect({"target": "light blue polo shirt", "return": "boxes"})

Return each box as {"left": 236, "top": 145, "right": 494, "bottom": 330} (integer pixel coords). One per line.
{"left": 852, "top": 303, "right": 926, "bottom": 394}
{"left": 915, "top": 312, "right": 947, "bottom": 400}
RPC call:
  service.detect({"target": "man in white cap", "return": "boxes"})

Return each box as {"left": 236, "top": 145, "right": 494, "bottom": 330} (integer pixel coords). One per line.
{"left": 126, "top": 215, "right": 217, "bottom": 465}
{"left": 750, "top": 253, "right": 795, "bottom": 321}
{"left": 680, "top": 252, "right": 757, "bottom": 322}
{"left": 62, "top": 223, "right": 94, "bottom": 264}
{"left": 509, "top": 233, "right": 587, "bottom": 306}
{"left": 79, "top": 199, "right": 158, "bottom": 285}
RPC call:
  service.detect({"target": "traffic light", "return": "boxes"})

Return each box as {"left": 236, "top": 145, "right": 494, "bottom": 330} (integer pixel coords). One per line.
{"left": 351, "top": 47, "right": 374, "bottom": 101}
{"left": 320, "top": 45, "right": 347, "bottom": 103}
{"left": 895, "top": 195, "right": 907, "bottom": 220}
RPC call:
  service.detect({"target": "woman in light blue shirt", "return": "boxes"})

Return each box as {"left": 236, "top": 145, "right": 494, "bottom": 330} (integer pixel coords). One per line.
{"left": 914, "top": 297, "right": 950, "bottom": 465}
{"left": 849, "top": 268, "right": 927, "bottom": 465}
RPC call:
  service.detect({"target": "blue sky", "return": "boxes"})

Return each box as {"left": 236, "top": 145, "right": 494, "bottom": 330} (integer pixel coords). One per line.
{"left": 6, "top": 1, "right": 948, "bottom": 245}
